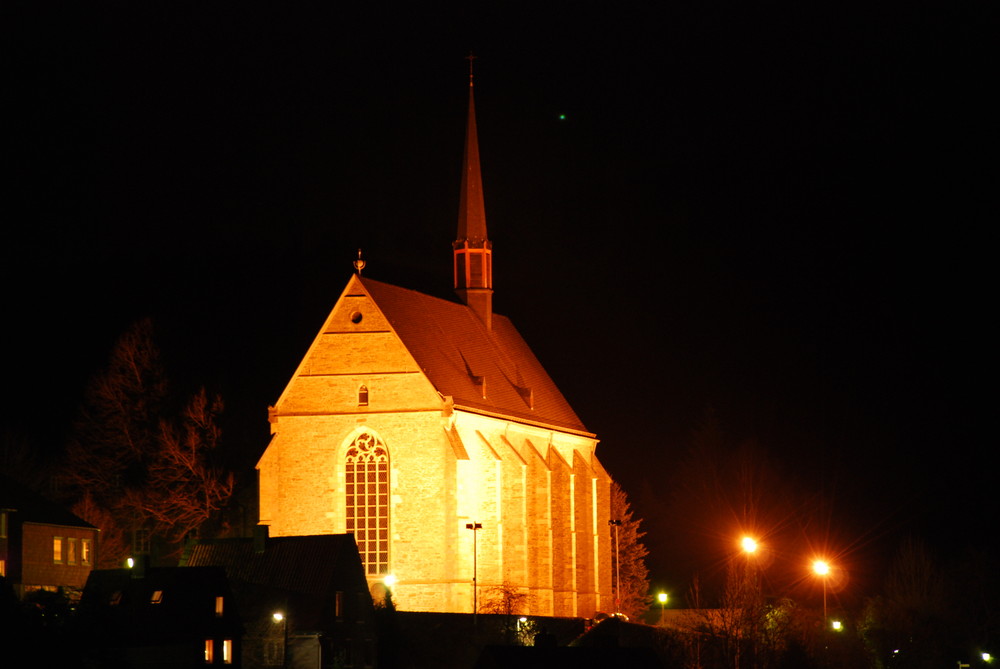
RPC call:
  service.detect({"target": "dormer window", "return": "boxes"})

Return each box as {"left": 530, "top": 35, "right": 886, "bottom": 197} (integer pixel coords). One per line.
{"left": 358, "top": 385, "right": 369, "bottom": 406}
{"left": 215, "top": 596, "right": 224, "bottom": 617}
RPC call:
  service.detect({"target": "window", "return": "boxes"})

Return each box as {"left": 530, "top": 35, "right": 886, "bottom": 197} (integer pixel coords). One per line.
{"left": 345, "top": 432, "right": 389, "bottom": 575}
{"left": 358, "top": 385, "right": 369, "bottom": 406}
{"left": 222, "top": 639, "right": 233, "bottom": 664}
{"left": 263, "top": 639, "right": 283, "bottom": 666}
{"left": 1, "top": 510, "right": 7, "bottom": 538}
{"left": 204, "top": 639, "right": 214, "bottom": 664}
{"left": 215, "top": 596, "right": 224, "bottom": 617}
{"left": 53, "top": 537, "right": 63, "bottom": 563}
{"left": 0, "top": 559, "right": 5, "bottom": 577}
{"left": 67, "top": 538, "right": 77, "bottom": 565}
{"left": 133, "top": 528, "right": 151, "bottom": 554}
{"left": 81, "top": 539, "right": 92, "bottom": 565}
{"left": 151, "top": 590, "right": 164, "bottom": 604}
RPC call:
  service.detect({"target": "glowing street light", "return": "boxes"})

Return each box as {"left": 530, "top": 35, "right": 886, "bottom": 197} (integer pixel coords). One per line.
{"left": 272, "top": 611, "right": 288, "bottom": 667}
{"left": 657, "top": 592, "right": 668, "bottom": 624}
{"left": 813, "top": 560, "right": 831, "bottom": 622}
{"left": 741, "top": 536, "right": 758, "bottom": 555}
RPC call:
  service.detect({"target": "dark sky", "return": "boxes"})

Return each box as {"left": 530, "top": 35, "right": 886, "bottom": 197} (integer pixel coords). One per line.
{"left": 5, "top": 4, "right": 993, "bottom": 602}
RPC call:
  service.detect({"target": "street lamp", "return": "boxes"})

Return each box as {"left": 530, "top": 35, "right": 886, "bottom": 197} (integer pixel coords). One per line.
{"left": 657, "top": 592, "right": 668, "bottom": 624}
{"left": 272, "top": 611, "right": 288, "bottom": 668}
{"left": 812, "top": 560, "right": 830, "bottom": 622}
{"left": 741, "top": 536, "right": 758, "bottom": 555}
{"left": 609, "top": 520, "right": 622, "bottom": 613}
{"left": 466, "top": 522, "right": 482, "bottom": 625}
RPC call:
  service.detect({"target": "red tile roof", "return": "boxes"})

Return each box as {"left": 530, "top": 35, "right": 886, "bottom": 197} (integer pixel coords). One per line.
{"left": 361, "top": 277, "right": 591, "bottom": 436}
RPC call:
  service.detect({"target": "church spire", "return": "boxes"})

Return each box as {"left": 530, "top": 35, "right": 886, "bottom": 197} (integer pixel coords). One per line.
{"left": 453, "top": 52, "right": 493, "bottom": 329}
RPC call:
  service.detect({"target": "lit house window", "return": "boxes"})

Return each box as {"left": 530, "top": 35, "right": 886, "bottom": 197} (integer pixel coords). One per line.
{"left": 204, "top": 639, "right": 214, "bottom": 664}
{"left": 81, "top": 539, "right": 92, "bottom": 565}
{"left": 151, "top": 590, "right": 164, "bottom": 604}
{"left": 67, "top": 538, "right": 77, "bottom": 565}
{"left": 0, "top": 559, "right": 6, "bottom": 577}
{"left": 53, "top": 537, "right": 63, "bottom": 564}
{"left": 223, "top": 639, "right": 233, "bottom": 664}
{"left": 345, "top": 431, "right": 389, "bottom": 575}
{"left": 215, "top": 596, "right": 224, "bottom": 617}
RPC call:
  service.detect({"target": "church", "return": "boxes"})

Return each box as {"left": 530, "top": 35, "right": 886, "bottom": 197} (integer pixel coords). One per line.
{"left": 256, "top": 68, "right": 613, "bottom": 618}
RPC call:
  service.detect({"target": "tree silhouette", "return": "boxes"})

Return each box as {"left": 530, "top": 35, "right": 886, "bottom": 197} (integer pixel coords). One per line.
{"left": 61, "top": 318, "right": 232, "bottom": 566}
{"left": 860, "top": 538, "right": 956, "bottom": 668}
{"left": 610, "top": 480, "right": 651, "bottom": 620}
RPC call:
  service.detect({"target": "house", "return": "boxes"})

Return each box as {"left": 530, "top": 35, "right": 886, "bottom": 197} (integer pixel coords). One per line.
{"left": 0, "top": 474, "right": 98, "bottom": 601}
{"left": 256, "top": 64, "right": 612, "bottom": 618}
{"left": 77, "top": 565, "right": 243, "bottom": 667}
{"left": 181, "top": 531, "right": 377, "bottom": 669}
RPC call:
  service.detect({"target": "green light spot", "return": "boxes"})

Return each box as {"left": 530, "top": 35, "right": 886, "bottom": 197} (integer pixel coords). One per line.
{"left": 558, "top": 114, "right": 567, "bottom": 121}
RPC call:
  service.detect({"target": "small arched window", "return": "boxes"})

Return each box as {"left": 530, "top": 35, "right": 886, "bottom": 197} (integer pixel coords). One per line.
{"left": 358, "top": 385, "right": 369, "bottom": 406}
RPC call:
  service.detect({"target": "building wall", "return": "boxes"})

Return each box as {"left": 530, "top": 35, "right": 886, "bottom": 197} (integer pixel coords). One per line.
{"left": 260, "top": 407, "right": 611, "bottom": 618}
{"left": 20, "top": 523, "right": 97, "bottom": 591}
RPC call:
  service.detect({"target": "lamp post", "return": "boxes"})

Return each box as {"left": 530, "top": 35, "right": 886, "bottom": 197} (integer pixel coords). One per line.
{"left": 609, "top": 520, "right": 622, "bottom": 613}
{"left": 812, "top": 560, "right": 830, "bottom": 623}
{"left": 657, "top": 592, "right": 668, "bottom": 625}
{"left": 466, "top": 522, "right": 482, "bottom": 626}
{"left": 272, "top": 611, "right": 288, "bottom": 668}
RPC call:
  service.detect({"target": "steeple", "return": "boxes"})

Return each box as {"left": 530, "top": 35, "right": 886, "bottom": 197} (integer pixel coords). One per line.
{"left": 453, "top": 53, "right": 493, "bottom": 329}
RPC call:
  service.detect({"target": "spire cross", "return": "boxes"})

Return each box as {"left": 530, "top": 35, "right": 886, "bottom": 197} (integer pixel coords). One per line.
{"left": 466, "top": 51, "right": 476, "bottom": 86}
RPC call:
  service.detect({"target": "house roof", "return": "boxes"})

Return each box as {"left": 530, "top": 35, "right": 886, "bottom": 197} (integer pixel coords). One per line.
{"left": 0, "top": 474, "right": 96, "bottom": 530}
{"left": 78, "top": 566, "right": 240, "bottom": 641}
{"left": 360, "top": 276, "right": 591, "bottom": 436}
{"left": 181, "top": 534, "right": 365, "bottom": 596}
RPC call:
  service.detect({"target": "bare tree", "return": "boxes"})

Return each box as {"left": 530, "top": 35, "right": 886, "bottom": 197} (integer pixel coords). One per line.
{"left": 481, "top": 581, "right": 532, "bottom": 644}
{"left": 124, "top": 388, "right": 233, "bottom": 556}
{"left": 860, "top": 538, "right": 956, "bottom": 669}
{"left": 60, "top": 319, "right": 233, "bottom": 566}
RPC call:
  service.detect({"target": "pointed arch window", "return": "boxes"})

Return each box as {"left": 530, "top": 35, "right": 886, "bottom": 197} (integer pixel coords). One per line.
{"left": 345, "top": 432, "right": 389, "bottom": 575}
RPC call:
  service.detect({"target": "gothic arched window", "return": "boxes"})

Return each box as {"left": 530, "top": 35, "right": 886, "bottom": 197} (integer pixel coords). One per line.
{"left": 345, "top": 432, "right": 389, "bottom": 575}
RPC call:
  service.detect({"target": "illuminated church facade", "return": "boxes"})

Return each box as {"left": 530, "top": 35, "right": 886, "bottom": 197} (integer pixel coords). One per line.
{"left": 257, "top": 71, "right": 613, "bottom": 617}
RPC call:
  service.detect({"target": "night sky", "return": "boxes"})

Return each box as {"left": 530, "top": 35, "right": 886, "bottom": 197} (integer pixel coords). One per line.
{"left": 5, "top": 4, "right": 993, "bottom": 604}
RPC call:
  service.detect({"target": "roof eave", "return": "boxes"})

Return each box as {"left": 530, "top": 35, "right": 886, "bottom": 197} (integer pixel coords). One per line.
{"left": 452, "top": 403, "right": 596, "bottom": 439}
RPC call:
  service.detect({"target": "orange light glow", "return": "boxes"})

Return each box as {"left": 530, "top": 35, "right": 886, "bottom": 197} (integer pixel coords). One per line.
{"left": 741, "top": 536, "right": 758, "bottom": 554}
{"left": 813, "top": 560, "right": 830, "bottom": 576}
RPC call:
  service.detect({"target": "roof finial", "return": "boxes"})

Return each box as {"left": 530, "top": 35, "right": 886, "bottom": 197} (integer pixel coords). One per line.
{"left": 353, "top": 248, "right": 366, "bottom": 276}
{"left": 466, "top": 51, "right": 476, "bottom": 87}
